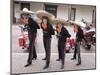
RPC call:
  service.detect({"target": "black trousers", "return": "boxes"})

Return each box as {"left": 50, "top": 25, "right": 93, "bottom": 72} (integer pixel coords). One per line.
{"left": 27, "top": 31, "right": 37, "bottom": 64}
{"left": 43, "top": 36, "right": 51, "bottom": 66}
{"left": 58, "top": 39, "right": 65, "bottom": 65}
{"left": 58, "top": 40, "right": 61, "bottom": 60}
{"left": 73, "top": 42, "right": 81, "bottom": 64}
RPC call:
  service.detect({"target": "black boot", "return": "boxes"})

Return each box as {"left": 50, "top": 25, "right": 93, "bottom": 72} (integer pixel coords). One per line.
{"left": 43, "top": 64, "right": 49, "bottom": 69}
{"left": 76, "top": 57, "right": 81, "bottom": 66}
{"left": 43, "top": 61, "right": 49, "bottom": 69}
{"left": 61, "top": 58, "right": 64, "bottom": 69}
{"left": 76, "top": 60, "right": 81, "bottom": 66}
{"left": 24, "top": 63, "right": 32, "bottom": 67}
{"left": 42, "top": 58, "right": 46, "bottom": 60}
{"left": 61, "top": 64, "right": 64, "bottom": 69}
{"left": 56, "top": 59, "right": 61, "bottom": 61}
{"left": 71, "top": 58, "right": 76, "bottom": 60}
{"left": 76, "top": 62, "right": 81, "bottom": 66}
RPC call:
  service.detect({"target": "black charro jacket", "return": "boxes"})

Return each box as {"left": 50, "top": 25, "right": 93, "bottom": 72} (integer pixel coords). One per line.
{"left": 58, "top": 26, "right": 71, "bottom": 42}
{"left": 27, "top": 17, "right": 40, "bottom": 34}
{"left": 41, "top": 23, "right": 55, "bottom": 38}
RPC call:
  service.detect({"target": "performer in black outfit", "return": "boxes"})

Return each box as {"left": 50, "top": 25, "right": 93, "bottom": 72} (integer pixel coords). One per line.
{"left": 71, "top": 25, "right": 84, "bottom": 66}
{"left": 56, "top": 22, "right": 71, "bottom": 69}
{"left": 40, "top": 16, "right": 55, "bottom": 69}
{"left": 21, "top": 13, "right": 40, "bottom": 67}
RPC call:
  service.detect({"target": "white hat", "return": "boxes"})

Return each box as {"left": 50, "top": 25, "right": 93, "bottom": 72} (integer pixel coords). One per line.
{"left": 52, "top": 18, "right": 67, "bottom": 25}
{"left": 69, "top": 20, "right": 86, "bottom": 27}
{"left": 35, "top": 10, "right": 55, "bottom": 20}
{"left": 21, "top": 8, "right": 35, "bottom": 14}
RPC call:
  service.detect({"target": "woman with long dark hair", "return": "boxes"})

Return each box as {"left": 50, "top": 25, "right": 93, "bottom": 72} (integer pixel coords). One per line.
{"left": 40, "top": 16, "right": 55, "bottom": 69}
{"left": 71, "top": 25, "right": 84, "bottom": 65}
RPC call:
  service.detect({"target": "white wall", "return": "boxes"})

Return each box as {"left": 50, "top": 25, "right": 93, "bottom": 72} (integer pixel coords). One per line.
{"left": 14, "top": 2, "right": 95, "bottom": 24}
{"left": 72, "top": 5, "right": 95, "bottom": 23}
{"left": 57, "top": 4, "right": 68, "bottom": 20}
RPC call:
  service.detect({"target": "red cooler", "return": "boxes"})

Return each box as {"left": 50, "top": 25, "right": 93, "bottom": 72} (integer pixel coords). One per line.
{"left": 18, "top": 36, "right": 24, "bottom": 47}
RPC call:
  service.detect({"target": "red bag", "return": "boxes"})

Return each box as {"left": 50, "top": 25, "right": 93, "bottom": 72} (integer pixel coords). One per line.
{"left": 24, "top": 35, "right": 29, "bottom": 48}
{"left": 18, "top": 36, "right": 24, "bottom": 47}
{"left": 71, "top": 38, "right": 75, "bottom": 49}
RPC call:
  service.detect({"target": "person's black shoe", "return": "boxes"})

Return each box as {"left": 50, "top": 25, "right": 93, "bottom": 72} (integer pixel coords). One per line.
{"left": 56, "top": 59, "right": 60, "bottom": 61}
{"left": 61, "top": 65, "right": 64, "bottom": 69}
{"left": 42, "top": 58, "right": 46, "bottom": 60}
{"left": 76, "top": 63, "right": 81, "bottom": 66}
{"left": 43, "top": 65, "right": 49, "bottom": 69}
{"left": 71, "top": 58, "right": 76, "bottom": 60}
{"left": 24, "top": 63, "right": 32, "bottom": 67}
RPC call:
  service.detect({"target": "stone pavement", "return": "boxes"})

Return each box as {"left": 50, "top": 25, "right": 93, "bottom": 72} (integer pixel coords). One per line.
{"left": 11, "top": 53, "right": 95, "bottom": 74}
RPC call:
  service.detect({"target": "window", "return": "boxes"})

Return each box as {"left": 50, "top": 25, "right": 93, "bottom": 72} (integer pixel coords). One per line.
{"left": 14, "top": 1, "right": 19, "bottom": 4}
{"left": 70, "top": 8, "right": 76, "bottom": 21}
{"left": 45, "top": 4, "right": 57, "bottom": 17}
{"left": 21, "top": 2, "right": 30, "bottom": 10}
